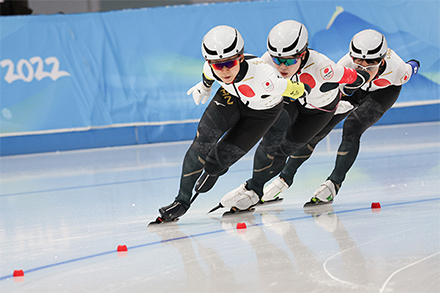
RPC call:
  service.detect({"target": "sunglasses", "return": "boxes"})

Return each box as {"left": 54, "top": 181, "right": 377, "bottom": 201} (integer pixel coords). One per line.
{"left": 209, "top": 58, "right": 239, "bottom": 70}
{"left": 271, "top": 52, "right": 305, "bottom": 66}
{"left": 351, "top": 59, "right": 381, "bottom": 72}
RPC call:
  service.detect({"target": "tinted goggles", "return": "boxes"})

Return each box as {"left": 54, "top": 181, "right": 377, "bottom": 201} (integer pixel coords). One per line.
{"left": 351, "top": 59, "right": 381, "bottom": 72}
{"left": 271, "top": 56, "right": 300, "bottom": 66}
{"left": 209, "top": 58, "right": 239, "bottom": 70}
{"left": 271, "top": 51, "right": 305, "bottom": 66}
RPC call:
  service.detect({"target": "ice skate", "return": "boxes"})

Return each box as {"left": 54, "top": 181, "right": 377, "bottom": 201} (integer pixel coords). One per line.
{"left": 259, "top": 177, "right": 288, "bottom": 205}
{"left": 149, "top": 201, "right": 188, "bottom": 225}
{"left": 257, "top": 196, "right": 284, "bottom": 206}
{"left": 303, "top": 196, "right": 333, "bottom": 208}
{"left": 222, "top": 206, "right": 255, "bottom": 217}
{"left": 303, "top": 180, "right": 338, "bottom": 208}
{"left": 208, "top": 183, "right": 259, "bottom": 214}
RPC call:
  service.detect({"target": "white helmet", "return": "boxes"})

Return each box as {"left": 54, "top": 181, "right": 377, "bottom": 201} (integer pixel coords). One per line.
{"left": 202, "top": 25, "right": 244, "bottom": 61}
{"left": 267, "top": 20, "right": 308, "bottom": 57}
{"left": 350, "top": 29, "right": 388, "bottom": 60}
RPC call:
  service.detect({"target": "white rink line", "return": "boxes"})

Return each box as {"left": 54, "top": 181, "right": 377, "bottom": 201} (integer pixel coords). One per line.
{"left": 378, "top": 251, "right": 440, "bottom": 293}
{"left": 322, "top": 227, "right": 419, "bottom": 289}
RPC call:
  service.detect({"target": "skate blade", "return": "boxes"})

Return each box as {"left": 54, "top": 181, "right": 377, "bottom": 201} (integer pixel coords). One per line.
{"left": 257, "top": 197, "right": 284, "bottom": 206}
{"left": 207, "top": 203, "right": 223, "bottom": 214}
{"left": 148, "top": 216, "right": 179, "bottom": 226}
{"left": 303, "top": 201, "right": 334, "bottom": 215}
{"left": 222, "top": 207, "right": 255, "bottom": 217}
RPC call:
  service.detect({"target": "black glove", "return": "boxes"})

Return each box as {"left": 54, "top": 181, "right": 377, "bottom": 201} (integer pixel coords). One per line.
{"left": 342, "top": 69, "right": 370, "bottom": 96}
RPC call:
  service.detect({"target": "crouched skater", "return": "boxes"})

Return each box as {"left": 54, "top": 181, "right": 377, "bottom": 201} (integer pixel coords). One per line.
{"left": 217, "top": 20, "right": 370, "bottom": 213}
{"left": 152, "top": 25, "right": 309, "bottom": 223}
{"left": 262, "top": 29, "right": 420, "bottom": 207}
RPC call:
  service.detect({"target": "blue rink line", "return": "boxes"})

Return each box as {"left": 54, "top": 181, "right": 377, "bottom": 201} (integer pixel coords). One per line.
{"left": 3, "top": 148, "right": 439, "bottom": 198}
{"left": 0, "top": 176, "right": 179, "bottom": 197}
{"left": 0, "top": 166, "right": 252, "bottom": 197}
{"left": 1, "top": 197, "right": 439, "bottom": 282}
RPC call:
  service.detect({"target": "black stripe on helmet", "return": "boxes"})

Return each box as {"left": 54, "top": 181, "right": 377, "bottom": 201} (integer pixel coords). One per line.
{"left": 283, "top": 25, "right": 302, "bottom": 53}
{"left": 223, "top": 29, "right": 238, "bottom": 54}
{"left": 351, "top": 41, "right": 362, "bottom": 55}
{"left": 203, "top": 43, "right": 217, "bottom": 56}
{"left": 367, "top": 35, "right": 384, "bottom": 56}
{"left": 267, "top": 39, "right": 277, "bottom": 53}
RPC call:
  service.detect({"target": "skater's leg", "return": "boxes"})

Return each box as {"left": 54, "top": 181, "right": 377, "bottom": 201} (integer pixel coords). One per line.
{"left": 310, "top": 86, "right": 401, "bottom": 206}
{"left": 204, "top": 101, "right": 284, "bottom": 176}
{"left": 311, "top": 102, "right": 382, "bottom": 204}
{"left": 328, "top": 86, "right": 401, "bottom": 186}
{"left": 249, "top": 97, "right": 339, "bottom": 197}
{"left": 280, "top": 113, "right": 348, "bottom": 186}
{"left": 200, "top": 101, "right": 284, "bottom": 198}
{"left": 172, "top": 88, "right": 240, "bottom": 211}
{"left": 245, "top": 108, "right": 292, "bottom": 197}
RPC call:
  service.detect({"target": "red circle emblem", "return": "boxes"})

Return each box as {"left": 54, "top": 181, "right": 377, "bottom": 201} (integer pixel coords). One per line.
{"left": 373, "top": 79, "right": 391, "bottom": 87}
{"left": 300, "top": 73, "right": 316, "bottom": 89}
{"left": 238, "top": 85, "right": 255, "bottom": 97}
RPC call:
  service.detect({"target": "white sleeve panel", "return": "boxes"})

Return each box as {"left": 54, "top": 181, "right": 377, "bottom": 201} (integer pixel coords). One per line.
{"left": 387, "top": 50, "right": 413, "bottom": 85}
{"left": 260, "top": 52, "right": 272, "bottom": 64}
{"left": 337, "top": 53, "right": 352, "bottom": 68}
{"left": 255, "top": 61, "right": 289, "bottom": 96}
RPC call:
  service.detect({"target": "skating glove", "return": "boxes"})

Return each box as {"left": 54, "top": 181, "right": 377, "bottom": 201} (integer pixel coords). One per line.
{"left": 341, "top": 69, "right": 370, "bottom": 96}
{"left": 406, "top": 59, "right": 420, "bottom": 77}
{"left": 187, "top": 81, "right": 211, "bottom": 105}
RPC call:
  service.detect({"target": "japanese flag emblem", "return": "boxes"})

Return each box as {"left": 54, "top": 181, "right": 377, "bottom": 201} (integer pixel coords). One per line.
{"left": 320, "top": 65, "right": 334, "bottom": 80}
{"left": 263, "top": 79, "right": 274, "bottom": 91}
{"left": 400, "top": 72, "right": 410, "bottom": 84}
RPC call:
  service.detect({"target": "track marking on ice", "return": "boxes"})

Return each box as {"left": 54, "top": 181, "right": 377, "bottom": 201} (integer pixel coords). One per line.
{"left": 378, "top": 251, "right": 440, "bottom": 293}
{"left": 322, "top": 227, "right": 418, "bottom": 289}
{"left": 1, "top": 198, "right": 438, "bottom": 282}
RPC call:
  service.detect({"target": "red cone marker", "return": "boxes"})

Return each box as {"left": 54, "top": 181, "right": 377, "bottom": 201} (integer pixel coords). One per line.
{"left": 13, "top": 270, "right": 24, "bottom": 282}
{"left": 371, "top": 202, "right": 381, "bottom": 209}
{"left": 117, "top": 245, "right": 128, "bottom": 257}
{"left": 371, "top": 202, "right": 381, "bottom": 213}
{"left": 237, "top": 223, "right": 247, "bottom": 229}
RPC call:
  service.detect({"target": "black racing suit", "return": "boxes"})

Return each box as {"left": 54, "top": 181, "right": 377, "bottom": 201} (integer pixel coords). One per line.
{"left": 280, "top": 83, "right": 401, "bottom": 189}
{"left": 175, "top": 88, "right": 283, "bottom": 208}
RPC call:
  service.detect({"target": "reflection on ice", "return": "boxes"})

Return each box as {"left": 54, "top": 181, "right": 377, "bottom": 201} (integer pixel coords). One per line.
{"left": 1, "top": 122, "right": 439, "bottom": 292}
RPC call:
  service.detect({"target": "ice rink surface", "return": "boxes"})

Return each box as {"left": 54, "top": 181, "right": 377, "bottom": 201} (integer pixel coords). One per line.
{"left": 1, "top": 122, "right": 439, "bottom": 293}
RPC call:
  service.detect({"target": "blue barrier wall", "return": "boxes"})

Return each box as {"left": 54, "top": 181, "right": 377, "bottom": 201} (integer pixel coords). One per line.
{"left": 1, "top": 0, "right": 439, "bottom": 156}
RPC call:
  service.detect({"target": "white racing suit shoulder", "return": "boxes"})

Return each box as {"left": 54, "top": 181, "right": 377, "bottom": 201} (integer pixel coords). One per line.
{"left": 203, "top": 57, "right": 286, "bottom": 110}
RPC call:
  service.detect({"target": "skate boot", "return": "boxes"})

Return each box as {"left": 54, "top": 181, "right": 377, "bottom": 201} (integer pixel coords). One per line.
{"left": 260, "top": 177, "right": 288, "bottom": 204}
{"left": 303, "top": 180, "right": 338, "bottom": 208}
{"left": 158, "top": 201, "right": 188, "bottom": 222}
{"left": 221, "top": 183, "right": 259, "bottom": 211}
